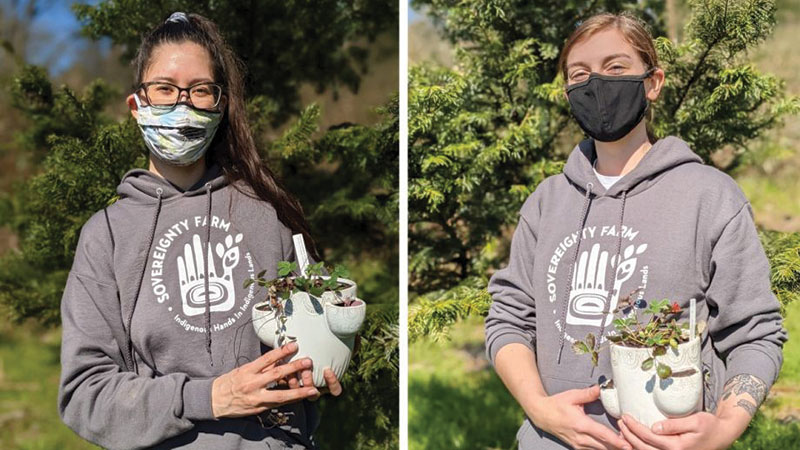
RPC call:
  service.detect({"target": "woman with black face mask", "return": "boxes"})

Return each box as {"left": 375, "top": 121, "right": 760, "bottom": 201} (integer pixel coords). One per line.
{"left": 484, "top": 12, "right": 786, "bottom": 450}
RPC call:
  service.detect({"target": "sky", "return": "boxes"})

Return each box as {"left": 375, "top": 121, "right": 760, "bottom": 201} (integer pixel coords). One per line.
{"left": 7, "top": 0, "right": 106, "bottom": 75}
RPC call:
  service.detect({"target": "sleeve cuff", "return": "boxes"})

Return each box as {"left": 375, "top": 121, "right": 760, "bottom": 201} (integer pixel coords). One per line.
{"left": 724, "top": 346, "right": 781, "bottom": 389}
{"left": 487, "top": 331, "right": 535, "bottom": 366}
{"left": 183, "top": 378, "right": 216, "bottom": 421}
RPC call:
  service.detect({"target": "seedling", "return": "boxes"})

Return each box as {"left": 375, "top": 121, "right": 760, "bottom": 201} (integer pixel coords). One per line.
{"left": 244, "top": 261, "right": 355, "bottom": 346}
{"left": 572, "top": 289, "right": 705, "bottom": 380}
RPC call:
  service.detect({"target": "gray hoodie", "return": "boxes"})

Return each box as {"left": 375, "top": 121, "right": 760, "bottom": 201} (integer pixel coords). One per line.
{"left": 58, "top": 165, "right": 318, "bottom": 449}
{"left": 485, "top": 136, "right": 787, "bottom": 449}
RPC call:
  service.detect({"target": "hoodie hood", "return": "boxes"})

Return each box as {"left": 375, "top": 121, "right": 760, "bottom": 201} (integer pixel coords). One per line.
{"left": 117, "top": 163, "right": 228, "bottom": 202}
{"left": 563, "top": 136, "right": 703, "bottom": 197}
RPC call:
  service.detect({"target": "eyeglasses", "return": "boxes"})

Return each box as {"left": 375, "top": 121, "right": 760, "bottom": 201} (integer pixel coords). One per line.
{"left": 138, "top": 81, "right": 224, "bottom": 110}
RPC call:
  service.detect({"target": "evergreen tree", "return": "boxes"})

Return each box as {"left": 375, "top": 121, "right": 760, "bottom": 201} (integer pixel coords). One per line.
{"left": 0, "top": 2, "right": 398, "bottom": 448}
{"left": 409, "top": 0, "right": 800, "bottom": 340}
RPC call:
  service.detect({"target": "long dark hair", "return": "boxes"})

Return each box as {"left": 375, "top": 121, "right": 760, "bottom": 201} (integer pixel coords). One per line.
{"left": 132, "top": 12, "right": 320, "bottom": 260}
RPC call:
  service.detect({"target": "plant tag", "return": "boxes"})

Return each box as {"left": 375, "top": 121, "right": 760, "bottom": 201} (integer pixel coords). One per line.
{"left": 689, "top": 298, "right": 696, "bottom": 338}
{"left": 293, "top": 234, "right": 310, "bottom": 277}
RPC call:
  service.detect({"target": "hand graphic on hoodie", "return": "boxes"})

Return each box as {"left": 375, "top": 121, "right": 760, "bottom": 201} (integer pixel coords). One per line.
{"left": 177, "top": 233, "right": 243, "bottom": 316}
{"left": 567, "top": 242, "right": 646, "bottom": 328}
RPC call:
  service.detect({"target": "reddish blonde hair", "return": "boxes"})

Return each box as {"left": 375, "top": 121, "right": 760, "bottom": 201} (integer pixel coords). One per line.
{"left": 558, "top": 12, "right": 659, "bottom": 80}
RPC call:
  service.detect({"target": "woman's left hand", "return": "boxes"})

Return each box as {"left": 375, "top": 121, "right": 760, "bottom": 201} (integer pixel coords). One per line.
{"left": 618, "top": 413, "right": 735, "bottom": 450}
{"left": 310, "top": 368, "right": 343, "bottom": 400}
{"left": 284, "top": 367, "right": 343, "bottom": 400}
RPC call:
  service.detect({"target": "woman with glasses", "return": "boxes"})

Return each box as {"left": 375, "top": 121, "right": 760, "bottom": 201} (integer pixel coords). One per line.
{"left": 57, "top": 12, "right": 340, "bottom": 449}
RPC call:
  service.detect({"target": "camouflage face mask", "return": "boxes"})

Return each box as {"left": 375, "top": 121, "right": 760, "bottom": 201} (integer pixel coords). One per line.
{"left": 134, "top": 93, "right": 222, "bottom": 166}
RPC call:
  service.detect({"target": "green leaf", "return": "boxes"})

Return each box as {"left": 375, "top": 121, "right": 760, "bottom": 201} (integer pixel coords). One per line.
{"left": 653, "top": 346, "right": 667, "bottom": 356}
{"left": 309, "top": 286, "right": 325, "bottom": 297}
{"left": 641, "top": 357, "right": 654, "bottom": 371}
{"left": 670, "top": 338, "right": 679, "bottom": 349}
{"left": 333, "top": 264, "right": 350, "bottom": 278}
{"left": 243, "top": 278, "right": 254, "bottom": 289}
{"left": 590, "top": 350, "right": 598, "bottom": 367}
{"left": 256, "top": 269, "right": 267, "bottom": 279}
{"left": 657, "top": 363, "right": 673, "bottom": 380}
{"left": 572, "top": 341, "right": 590, "bottom": 355}
{"left": 308, "top": 261, "right": 324, "bottom": 276}
{"left": 277, "top": 261, "right": 297, "bottom": 277}
{"left": 322, "top": 278, "right": 337, "bottom": 290}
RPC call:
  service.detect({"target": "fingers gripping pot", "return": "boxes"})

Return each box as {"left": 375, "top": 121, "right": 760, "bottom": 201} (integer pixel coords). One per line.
{"left": 251, "top": 277, "right": 365, "bottom": 387}
{"left": 599, "top": 336, "right": 703, "bottom": 427}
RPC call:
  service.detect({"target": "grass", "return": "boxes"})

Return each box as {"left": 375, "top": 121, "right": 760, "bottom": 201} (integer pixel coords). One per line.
{"left": 760, "top": 301, "right": 800, "bottom": 421}
{"left": 409, "top": 316, "right": 520, "bottom": 450}
{"left": 0, "top": 317, "right": 96, "bottom": 449}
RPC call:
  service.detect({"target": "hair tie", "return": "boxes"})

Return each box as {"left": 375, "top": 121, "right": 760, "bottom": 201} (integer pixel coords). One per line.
{"left": 165, "top": 12, "right": 189, "bottom": 24}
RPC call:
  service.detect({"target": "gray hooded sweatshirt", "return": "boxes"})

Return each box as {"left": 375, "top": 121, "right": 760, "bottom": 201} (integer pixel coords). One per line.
{"left": 485, "top": 136, "right": 787, "bottom": 449}
{"left": 58, "top": 165, "right": 318, "bottom": 449}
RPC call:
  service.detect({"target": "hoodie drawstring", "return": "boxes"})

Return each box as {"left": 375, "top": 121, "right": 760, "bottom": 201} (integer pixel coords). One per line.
{"left": 556, "top": 182, "right": 594, "bottom": 363}
{"left": 589, "top": 190, "right": 628, "bottom": 377}
{"left": 204, "top": 182, "right": 213, "bottom": 365}
{"left": 556, "top": 184, "right": 630, "bottom": 368}
{"left": 595, "top": 191, "right": 627, "bottom": 347}
{"left": 126, "top": 187, "right": 163, "bottom": 374}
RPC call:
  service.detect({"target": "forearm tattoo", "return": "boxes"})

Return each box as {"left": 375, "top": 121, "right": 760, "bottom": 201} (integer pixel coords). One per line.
{"left": 721, "top": 374, "right": 768, "bottom": 416}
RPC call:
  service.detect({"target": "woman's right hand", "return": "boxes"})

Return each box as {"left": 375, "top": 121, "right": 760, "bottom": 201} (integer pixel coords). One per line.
{"left": 211, "top": 342, "right": 320, "bottom": 418}
{"left": 532, "top": 385, "right": 632, "bottom": 450}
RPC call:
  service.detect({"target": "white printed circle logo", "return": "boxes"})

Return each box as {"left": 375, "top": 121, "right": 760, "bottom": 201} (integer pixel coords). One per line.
{"left": 547, "top": 225, "right": 650, "bottom": 343}
{"left": 148, "top": 215, "right": 256, "bottom": 333}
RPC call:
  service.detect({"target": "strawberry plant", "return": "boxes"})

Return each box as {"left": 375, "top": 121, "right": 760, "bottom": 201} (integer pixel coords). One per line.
{"left": 572, "top": 290, "right": 706, "bottom": 380}
{"left": 245, "top": 261, "right": 355, "bottom": 347}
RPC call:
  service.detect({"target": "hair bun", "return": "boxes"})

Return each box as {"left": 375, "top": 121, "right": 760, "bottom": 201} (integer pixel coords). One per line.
{"left": 165, "top": 12, "right": 189, "bottom": 24}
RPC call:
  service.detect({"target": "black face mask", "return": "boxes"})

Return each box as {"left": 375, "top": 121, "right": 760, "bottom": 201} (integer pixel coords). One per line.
{"left": 566, "top": 69, "right": 654, "bottom": 142}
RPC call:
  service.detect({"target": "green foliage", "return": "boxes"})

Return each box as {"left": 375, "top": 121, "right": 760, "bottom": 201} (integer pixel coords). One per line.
{"left": 0, "top": 2, "right": 398, "bottom": 447}
{"left": 409, "top": 316, "right": 521, "bottom": 449}
{"left": 0, "top": 320, "right": 98, "bottom": 449}
{"left": 408, "top": 1, "right": 665, "bottom": 303}
{"left": 0, "top": 70, "right": 144, "bottom": 326}
{"left": 408, "top": 277, "right": 492, "bottom": 342}
{"left": 409, "top": 0, "right": 799, "bottom": 340}
{"left": 8, "top": 64, "right": 117, "bottom": 162}
{"left": 73, "top": 0, "right": 398, "bottom": 125}
{"left": 760, "top": 230, "right": 800, "bottom": 315}
{"left": 652, "top": 1, "right": 800, "bottom": 165}
{"left": 730, "top": 411, "right": 800, "bottom": 450}
{"left": 572, "top": 292, "right": 703, "bottom": 377}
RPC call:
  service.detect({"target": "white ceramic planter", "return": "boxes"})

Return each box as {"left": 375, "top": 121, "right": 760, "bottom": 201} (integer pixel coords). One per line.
{"left": 600, "top": 337, "right": 702, "bottom": 427}
{"left": 251, "top": 278, "right": 365, "bottom": 387}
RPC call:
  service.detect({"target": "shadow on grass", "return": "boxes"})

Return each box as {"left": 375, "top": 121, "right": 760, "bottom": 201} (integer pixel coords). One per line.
{"left": 409, "top": 369, "right": 521, "bottom": 450}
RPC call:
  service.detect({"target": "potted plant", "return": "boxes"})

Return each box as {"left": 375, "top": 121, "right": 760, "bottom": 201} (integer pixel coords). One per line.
{"left": 572, "top": 291, "right": 705, "bottom": 427}
{"left": 247, "top": 260, "right": 366, "bottom": 387}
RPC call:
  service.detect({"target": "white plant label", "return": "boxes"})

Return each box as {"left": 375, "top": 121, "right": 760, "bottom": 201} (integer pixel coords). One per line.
{"left": 293, "top": 233, "right": 310, "bottom": 276}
